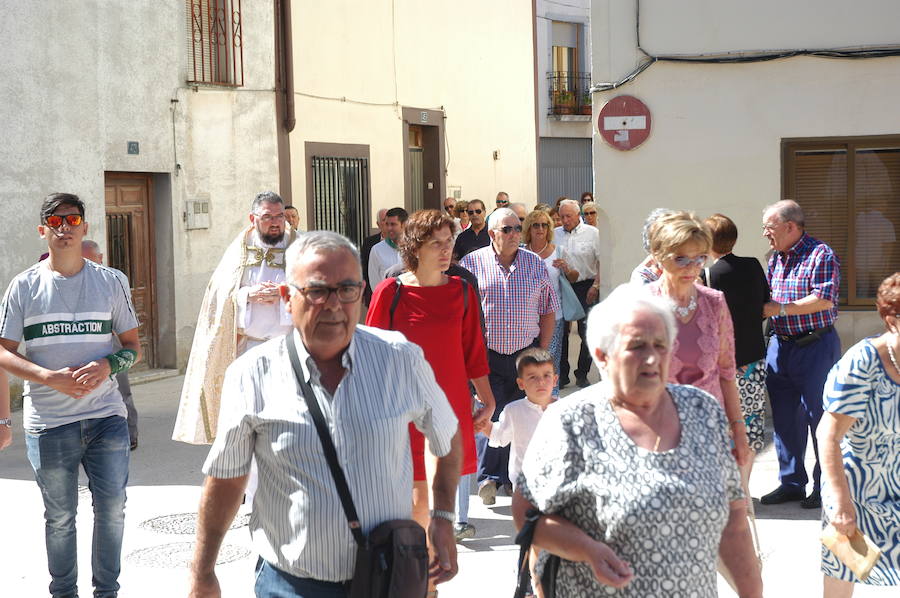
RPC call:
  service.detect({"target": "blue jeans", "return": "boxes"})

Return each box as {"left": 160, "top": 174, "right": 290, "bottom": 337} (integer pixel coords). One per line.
{"left": 255, "top": 559, "right": 350, "bottom": 598}
{"left": 26, "top": 416, "right": 130, "bottom": 598}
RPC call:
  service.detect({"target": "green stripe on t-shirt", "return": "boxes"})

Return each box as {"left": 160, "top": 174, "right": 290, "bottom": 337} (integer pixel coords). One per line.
{"left": 23, "top": 319, "right": 113, "bottom": 341}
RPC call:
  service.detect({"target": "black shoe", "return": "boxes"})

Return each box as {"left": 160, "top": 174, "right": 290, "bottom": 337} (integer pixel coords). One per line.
{"left": 575, "top": 377, "right": 590, "bottom": 389}
{"left": 559, "top": 378, "right": 570, "bottom": 388}
{"left": 800, "top": 489, "right": 822, "bottom": 509}
{"left": 759, "top": 485, "right": 805, "bottom": 505}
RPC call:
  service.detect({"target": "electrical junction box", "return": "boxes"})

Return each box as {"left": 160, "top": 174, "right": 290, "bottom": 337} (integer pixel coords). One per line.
{"left": 185, "top": 199, "right": 210, "bottom": 229}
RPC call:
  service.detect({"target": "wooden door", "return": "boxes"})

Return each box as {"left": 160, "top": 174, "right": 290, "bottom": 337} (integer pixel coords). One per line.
{"left": 104, "top": 173, "right": 156, "bottom": 369}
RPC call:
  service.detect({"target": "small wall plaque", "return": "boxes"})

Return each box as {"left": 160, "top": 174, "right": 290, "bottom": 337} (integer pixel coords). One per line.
{"left": 127, "top": 141, "right": 140, "bottom": 155}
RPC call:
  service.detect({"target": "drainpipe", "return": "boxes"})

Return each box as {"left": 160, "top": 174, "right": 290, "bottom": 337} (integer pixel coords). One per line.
{"left": 275, "top": 0, "right": 295, "bottom": 204}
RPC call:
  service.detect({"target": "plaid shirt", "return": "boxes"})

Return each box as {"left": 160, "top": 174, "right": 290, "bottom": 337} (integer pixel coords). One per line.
{"left": 460, "top": 246, "right": 560, "bottom": 354}
{"left": 767, "top": 233, "right": 840, "bottom": 335}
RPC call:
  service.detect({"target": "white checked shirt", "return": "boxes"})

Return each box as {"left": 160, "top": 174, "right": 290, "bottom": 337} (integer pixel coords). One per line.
{"left": 203, "top": 326, "right": 459, "bottom": 582}
{"left": 555, "top": 222, "right": 602, "bottom": 283}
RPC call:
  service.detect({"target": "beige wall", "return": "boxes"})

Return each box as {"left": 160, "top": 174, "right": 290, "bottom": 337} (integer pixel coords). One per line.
{"left": 1, "top": 1, "right": 282, "bottom": 369}
{"left": 591, "top": 0, "right": 900, "bottom": 346}
{"left": 289, "top": 0, "right": 538, "bottom": 227}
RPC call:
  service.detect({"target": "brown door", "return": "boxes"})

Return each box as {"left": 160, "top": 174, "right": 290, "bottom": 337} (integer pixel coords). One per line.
{"left": 104, "top": 173, "right": 156, "bottom": 369}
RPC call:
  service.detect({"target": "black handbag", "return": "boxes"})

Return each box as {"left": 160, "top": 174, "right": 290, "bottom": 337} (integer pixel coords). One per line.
{"left": 285, "top": 332, "right": 430, "bottom": 598}
{"left": 513, "top": 508, "right": 559, "bottom": 598}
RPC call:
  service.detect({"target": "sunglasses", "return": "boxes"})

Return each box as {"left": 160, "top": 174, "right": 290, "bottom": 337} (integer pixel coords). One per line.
{"left": 497, "top": 200, "right": 509, "bottom": 206}
{"left": 498, "top": 225, "right": 523, "bottom": 234}
{"left": 583, "top": 211, "right": 597, "bottom": 216}
{"left": 672, "top": 255, "right": 708, "bottom": 268}
{"left": 531, "top": 222, "right": 550, "bottom": 229}
{"left": 45, "top": 214, "right": 83, "bottom": 228}
{"left": 467, "top": 209, "right": 483, "bottom": 215}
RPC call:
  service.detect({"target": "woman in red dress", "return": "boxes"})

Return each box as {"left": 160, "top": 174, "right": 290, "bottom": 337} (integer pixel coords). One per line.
{"left": 366, "top": 210, "right": 495, "bottom": 534}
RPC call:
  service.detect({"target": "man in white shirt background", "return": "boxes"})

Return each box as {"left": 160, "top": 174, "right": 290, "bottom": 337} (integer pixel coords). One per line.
{"left": 553, "top": 199, "right": 602, "bottom": 388}
{"left": 366, "top": 206, "right": 407, "bottom": 287}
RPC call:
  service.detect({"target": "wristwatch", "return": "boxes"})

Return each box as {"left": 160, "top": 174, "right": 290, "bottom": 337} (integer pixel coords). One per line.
{"left": 429, "top": 509, "right": 457, "bottom": 524}
{"left": 0, "top": 418, "right": 11, "bottom": 427}
{"left": 778, "top": 303, "right": 788, "bottom": 317}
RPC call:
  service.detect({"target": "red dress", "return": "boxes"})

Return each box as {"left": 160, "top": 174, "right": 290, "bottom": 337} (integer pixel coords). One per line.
{"left": 366, "top": 276, "right": 488, "bottom": 480}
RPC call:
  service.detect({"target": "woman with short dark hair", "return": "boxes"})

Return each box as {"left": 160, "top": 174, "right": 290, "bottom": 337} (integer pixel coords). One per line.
{"left": 366, "top": 209, "right": 496, "bottom": 546}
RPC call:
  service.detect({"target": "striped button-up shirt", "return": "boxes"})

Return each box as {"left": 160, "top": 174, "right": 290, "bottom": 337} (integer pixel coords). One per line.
{"left": 460, "top": 246, "right": 560, "bottom": 355}
{"left": 767, "top": 233, "right": 840, "bottom": 336}
{"left": 203, "top": 326, "right": 458, "bottom": 582}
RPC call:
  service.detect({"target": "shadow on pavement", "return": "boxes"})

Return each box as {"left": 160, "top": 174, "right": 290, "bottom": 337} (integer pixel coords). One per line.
{"left": 752, "top": 499, "right": 821, "bottom": 521}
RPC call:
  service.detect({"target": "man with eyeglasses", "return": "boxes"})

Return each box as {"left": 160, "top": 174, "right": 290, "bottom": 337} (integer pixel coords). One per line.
{"left": 174, "top": 191, "right": 299, "bottom": 445}
{"left": 0, "top": 193, "right": 141, "bottom": 598}
{"left": 554, "top": 199, "right": 603, "bottom": 389}
{"left": 459, "top": 208, "right": 559, "bottom": 504}
{"left": 189, "top": 231, "right": 462, "bottom": 597}
{"left": 443, "top": 196, "right": 456, "bottom": 216}
{"left": 367, "top": 206, "right": 408, "bottom": 287}
{"left": 495, "top": 191, "right": 510, "bottom": 209}
{"left": 759, "top": 199, "right": 840, "bottom": 510}
{"left": 453, "top": 199, "right": 490, "bottom": 260}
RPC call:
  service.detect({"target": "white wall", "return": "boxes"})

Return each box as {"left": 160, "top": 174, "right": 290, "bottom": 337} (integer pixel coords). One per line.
{"left": 590, "top": 0, "right": 899, "bottom": 346}
{"left": 290, "top": 0, "right": 538, "bottom": 224}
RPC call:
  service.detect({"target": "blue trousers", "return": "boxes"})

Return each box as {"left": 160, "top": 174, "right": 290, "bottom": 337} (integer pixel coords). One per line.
{"left": 765, "top": 328, "right": 841, "bottom": 489}
{"left": 255, "top": 559, "right": 350, "bottom": 598}
{"left": 25, "top": 415, "right": 130, "bottom": 598}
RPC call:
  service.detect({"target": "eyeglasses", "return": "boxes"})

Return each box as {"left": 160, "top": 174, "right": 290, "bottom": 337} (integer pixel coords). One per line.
{"left": 45, "top": 214, "right": 83, "bottom": 228}
{"left": 497, "top": 200, "right": 509, "bottom": 206}
{"left": 672, "top": 255, "right": 708, "bottom": 268}
{"left": 531, "top": 222, "right": 550, "bottom": 229}
{"left": 255, "top": 213, "right": 285, "bottom": 223}
{"left": 467, "top": 209, "right": 483, "bottom": 215}
{"left": 498, "top": 225, "right": 523, "bottom": 234}
{"left": 583, "top": 211, "right": 597, "bottom": 216}
{"left": 289, "top": 282, "right": 364, "bottom": 304}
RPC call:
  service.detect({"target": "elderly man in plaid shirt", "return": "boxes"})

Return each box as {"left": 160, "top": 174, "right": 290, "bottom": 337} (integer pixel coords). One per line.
{"left": 459, "top": 208, "right": 559, "bottom": 504}
{"left": 759, "top": 200, "right": 841, "bottom": 510}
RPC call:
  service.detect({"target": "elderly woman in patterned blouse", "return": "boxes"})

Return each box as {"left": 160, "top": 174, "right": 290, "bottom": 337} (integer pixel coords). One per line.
{"left": 512, "top": 284, "right": 762, "bottom": 597}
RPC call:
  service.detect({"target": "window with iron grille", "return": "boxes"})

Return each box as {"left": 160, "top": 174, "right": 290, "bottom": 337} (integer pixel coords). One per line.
{"left": 186, "top": 0, "right": 244, "bottom": 86}
{"left": 311, "top": 156, "right": 371, "bottom": 250}
{"left": 783, "top": 135, "right": 900, "bottom": 306}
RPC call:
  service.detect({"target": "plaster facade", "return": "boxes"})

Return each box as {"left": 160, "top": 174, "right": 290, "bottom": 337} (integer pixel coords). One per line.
{"left": 288, "top": 0, "right": 539, "bottom": 227}
{"left": 590, "top": 0, "right": 900, "bottom": 348}
{"left": 1, "top": 1, "right": 281, "bottom": 369}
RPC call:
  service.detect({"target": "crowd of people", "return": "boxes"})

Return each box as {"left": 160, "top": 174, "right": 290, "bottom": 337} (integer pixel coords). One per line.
{"left": 0, "top": 189, "right": 898, "bottom": 598}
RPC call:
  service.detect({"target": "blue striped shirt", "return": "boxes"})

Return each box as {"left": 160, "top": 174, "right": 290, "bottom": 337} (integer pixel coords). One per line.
{"left": 202, "top": 326, "right": 458, "bottom": 581}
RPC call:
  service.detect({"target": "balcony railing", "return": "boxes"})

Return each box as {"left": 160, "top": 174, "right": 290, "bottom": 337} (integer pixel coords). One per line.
{"left": 547, "top": 71, "right": 591, "bottom": 116}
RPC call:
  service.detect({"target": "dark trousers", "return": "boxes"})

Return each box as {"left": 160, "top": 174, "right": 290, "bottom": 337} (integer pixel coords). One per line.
{"left": 477, "top": 342, "right": 536, "bottom": 485}
{"left": 255, "top": 559, "right": 350, "bottom": 598}
{"left": 559, "top": 279, "right": 593, "bottom": 382}
{"left": 765, "top": 328, "right": 840, "bottom": 490}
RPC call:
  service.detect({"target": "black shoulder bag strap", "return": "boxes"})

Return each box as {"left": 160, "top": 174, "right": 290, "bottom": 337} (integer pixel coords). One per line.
{"left": 285, "top": 332, "right": 367, "bottom": 548}
{"left": 388, "top": 277, "right": 404, "bottom": 329}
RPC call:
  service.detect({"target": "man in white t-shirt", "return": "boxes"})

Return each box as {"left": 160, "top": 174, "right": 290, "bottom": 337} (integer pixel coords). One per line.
{"left": 0, "top": 193, "right": 141, "bottom": 598}
{"left": 367, "top": 206, "right": 408, "bottom": 286}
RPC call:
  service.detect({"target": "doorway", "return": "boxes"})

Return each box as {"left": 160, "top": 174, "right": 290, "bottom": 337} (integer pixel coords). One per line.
{"left": 104, "top": 173, "right": 157, "bottom": 369}
{"left": 402, "top": 107, "right": 445, "bottom": 212}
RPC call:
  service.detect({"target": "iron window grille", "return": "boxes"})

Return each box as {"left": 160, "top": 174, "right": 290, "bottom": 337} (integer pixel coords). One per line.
{"left": 186, "top": 0, "right": 244, "bottom": 86}
{"left": 311, "top": 157, "right": 371, "bottom": 250}
{"left": 547, "top": 71, "right": 591, "bottom": 116}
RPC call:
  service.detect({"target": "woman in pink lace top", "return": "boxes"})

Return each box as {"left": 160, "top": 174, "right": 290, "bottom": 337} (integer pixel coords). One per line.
{"left": 646, "top": 212, "right": 751, "bottom": 467}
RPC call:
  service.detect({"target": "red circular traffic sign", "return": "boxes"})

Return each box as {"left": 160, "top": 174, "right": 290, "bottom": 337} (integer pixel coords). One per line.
{"left": 598, "top": 95, "right": 652, "bottom": 151}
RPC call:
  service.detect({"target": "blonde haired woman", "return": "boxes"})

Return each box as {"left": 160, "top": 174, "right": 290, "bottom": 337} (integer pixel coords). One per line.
{"left": 523, "top": 209, "right": 569, "bottom": 395}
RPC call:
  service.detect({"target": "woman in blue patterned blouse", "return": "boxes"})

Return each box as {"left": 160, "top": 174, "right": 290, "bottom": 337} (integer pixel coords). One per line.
{"left": 819, "top": 272, "right": 900, "bottom": 597}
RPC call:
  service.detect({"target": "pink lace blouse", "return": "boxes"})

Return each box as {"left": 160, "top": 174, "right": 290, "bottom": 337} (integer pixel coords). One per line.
{"left": 647, "top": 282, "right": 737, "bottom": 405}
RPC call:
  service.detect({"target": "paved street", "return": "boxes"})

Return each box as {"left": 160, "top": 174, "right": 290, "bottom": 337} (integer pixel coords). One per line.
{"left": 0, "top": 373, "right": 894, "bottom": 597}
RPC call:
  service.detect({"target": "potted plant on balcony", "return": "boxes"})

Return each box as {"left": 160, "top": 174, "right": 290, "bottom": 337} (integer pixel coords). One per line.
{"left": 578, "top": 92, "right": 592, "bottom": 115}
{"left": 555, "top": 90, "right": 576, "bottom": 115}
